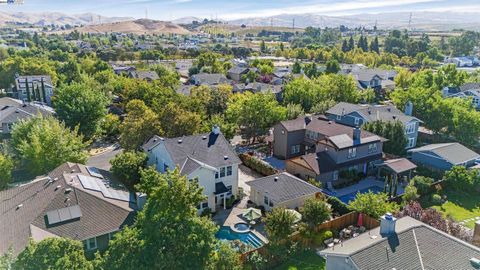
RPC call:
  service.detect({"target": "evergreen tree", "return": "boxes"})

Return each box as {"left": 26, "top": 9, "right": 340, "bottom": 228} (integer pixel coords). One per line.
{"left": 370, "top": 36, "right": 380, "bottom": 54}
{"left": 348, "top": 36, "right": 355, "bottom": 51}
{"left": 341, "top": 39, "right": 349, "bottom": 52}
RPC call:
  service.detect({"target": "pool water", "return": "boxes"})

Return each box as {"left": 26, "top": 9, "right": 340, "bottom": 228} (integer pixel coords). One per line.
{"left": 216, "top": 226, "right": 264, "bottom": 249}
{"left": 234, "top": 222, "right": 250, "bottom": 232}
{"left": 337, "top": 186, "right": 385, "bottom": 204}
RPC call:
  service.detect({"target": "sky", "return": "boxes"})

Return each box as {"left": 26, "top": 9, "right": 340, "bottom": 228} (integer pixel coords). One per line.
{"left": 1, "top": 0, "right": 480, "bottom": 21}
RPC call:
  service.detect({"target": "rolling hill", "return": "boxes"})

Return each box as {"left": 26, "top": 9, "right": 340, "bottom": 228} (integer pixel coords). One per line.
{"left": 73, "top": 19, "right": 191, "bottom": 35}
{"left": 0, "top": 11, "right": 132, "bottom": 26}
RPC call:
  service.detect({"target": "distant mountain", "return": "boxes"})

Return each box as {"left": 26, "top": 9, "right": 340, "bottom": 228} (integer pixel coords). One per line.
{"left": 0, "top": 12, "right": 133, "bottom": 26}
{"left": 172, "top": 16, "right": 203, "bottom": 25}
{"left": 229, "top": 12, "right": 480, "bottom": 31}
{"left": 73, "top": 19, "right": 191, "bottom": 35}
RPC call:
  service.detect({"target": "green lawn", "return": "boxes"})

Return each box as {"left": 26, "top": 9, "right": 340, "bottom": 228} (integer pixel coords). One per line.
{"left": 422, "top": 189, "right": 480, "bottom": 229}
{"left": 273, "top": 250, "right": 326, "bottom": 270}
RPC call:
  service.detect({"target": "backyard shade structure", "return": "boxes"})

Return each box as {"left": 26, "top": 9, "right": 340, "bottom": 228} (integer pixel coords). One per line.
{"left": 243, "top": 208, "right": 262, "bottom": 221}
{"left": 286, "top": 209, "right": 302, "bottom": 223}
{"left": 377, "top": 158, "right": 417, "bottom": 184}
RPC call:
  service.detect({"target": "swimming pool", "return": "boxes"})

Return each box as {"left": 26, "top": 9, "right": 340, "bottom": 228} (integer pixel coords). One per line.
{"left": 337, "top": 186, "right": 385, "bottom": 204}
{"left": 216, "top": 226, "right": 264, "bottom": 249}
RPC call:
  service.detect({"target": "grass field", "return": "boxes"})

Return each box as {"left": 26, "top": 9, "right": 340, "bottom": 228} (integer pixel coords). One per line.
{"left": 422, "top": 189, "right": 480, "bottom": 229}
{"left": 273, "top": 250, "right": 326, "bottom": 270}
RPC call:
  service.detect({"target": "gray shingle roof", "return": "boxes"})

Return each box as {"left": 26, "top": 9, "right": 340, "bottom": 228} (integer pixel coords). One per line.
{"left": 408, "top": 143, "right": 480, "bottom": 165}
{"left": 129, "top": 70, "right": 160, "bottom": 81}
{"left": 246, "top": 172, "right": 321, "bottom": 203}
{"left": 320, "top": 216, "right": 480, "bottom": 270}
{"left": 191, "top": 73, "right": 229, "bottom": 85}
{"left": 143, "top": 132, "right": 241, "bottom": 173}
{"left": 326, "top": 102, "right": 422, "bottom": 125}
{"left": 0, "top": 98, "right": 53, "bottom": 127}
{"left": 0, "top": 163, "right": 135, "bottom": 256}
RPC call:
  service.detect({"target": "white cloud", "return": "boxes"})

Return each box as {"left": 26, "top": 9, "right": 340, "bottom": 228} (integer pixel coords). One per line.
{"left": 220, "top": 0, "right": 441, "bottom": 20}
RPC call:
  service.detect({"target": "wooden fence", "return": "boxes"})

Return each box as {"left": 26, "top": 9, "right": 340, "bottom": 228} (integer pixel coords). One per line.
{"left": 317, "top": 211, "right": 379, "bottom": 231}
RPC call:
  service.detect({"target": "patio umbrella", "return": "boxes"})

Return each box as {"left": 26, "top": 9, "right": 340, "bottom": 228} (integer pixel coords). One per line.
{"left": 357, "top": 213, "right": 364, "bottom": 227}
{"left": 286, "top": 209, "right": 302, "bottom": 223}
{"left": 242, "top": 208, "right": 262, "bottom": 221}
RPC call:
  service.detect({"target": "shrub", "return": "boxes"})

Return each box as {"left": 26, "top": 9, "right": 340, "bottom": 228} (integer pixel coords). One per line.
{"left": 312, "top": 230, "right": 333, "bottom": 246}
{"left": 327, "top": 196, "right": 350, "bottom": 216}
{"left": 410, "top": 176, "right": 434, "bottom": 195}
{"left": 431, "top": 194, "right": 442, "bottom": 204}
{"left": 200, "top": 207, "right": 212, "bottom": 217}
{"left": 239, "top": 153, "right": 278, "bottom": 176}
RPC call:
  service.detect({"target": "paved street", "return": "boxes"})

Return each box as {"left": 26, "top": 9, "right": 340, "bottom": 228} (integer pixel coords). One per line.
{"left": 87, "top": 144, "right": 123, "bottom": 171}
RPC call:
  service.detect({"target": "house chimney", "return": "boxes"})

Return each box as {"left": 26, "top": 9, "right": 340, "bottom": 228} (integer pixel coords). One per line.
{"left": 473, "top": 220, "right": 480, "bottom": 246}
{"left": 404, "top": 101, "right": 413, "bottom": 116}
{"left": 380, "top": 213, "right": 397, "bottom": 236}
{"left": 136, "top": 192, "right": 147, "bottom": 210}
{"left": 212, "top": 125, "right": 221, "bottom": 135}
{"left": 353, "top": 127, "right": 361, "bottom": 144}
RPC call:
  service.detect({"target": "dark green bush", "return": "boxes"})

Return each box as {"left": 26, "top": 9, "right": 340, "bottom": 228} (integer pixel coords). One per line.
{"left": 239, "top": 153, "right": 278, "bottom": 176}
{"left": 410, "top": 176, "right": 434, "bottom": 195}
{"left": 327, "top": 196, "right": 350, "bottom": 216}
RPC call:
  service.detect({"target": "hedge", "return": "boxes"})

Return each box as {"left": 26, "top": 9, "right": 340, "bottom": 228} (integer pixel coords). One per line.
{"left": 327, "top": 196, "right": 350, "bottom": 216}
{"left": 239, "top": 153, "right": 278, "bottom": 176}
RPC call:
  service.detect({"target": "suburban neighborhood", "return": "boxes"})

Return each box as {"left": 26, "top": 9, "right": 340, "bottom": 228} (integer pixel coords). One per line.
{"left": 0, "top": 0, "right": 480, "bottom": 269}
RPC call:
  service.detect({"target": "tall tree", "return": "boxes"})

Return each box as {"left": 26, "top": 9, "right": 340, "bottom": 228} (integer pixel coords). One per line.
{"left": 369, "top": 36, "right": 380, "bottom": 53}
{"left": 348, "top": 36, "right": 355, "bottom": 51}
{"left": 53, "top": 81, "right": 109, "bottom": 139}
{"left": 102, "top": 168, "right": 219, "bottom": 269}
{"left": 348, "top": 191, "right": 399, "bottom": 219}
{"left": 14, "top": 238, "right": 93, "bottom": 270}
{"left": 110, "top": 151, "right": 148, "bottom": 190}
{"left": 120, "top": 100, "right": 161, "bottom": 151}
{"left": 11, "top": 117, "right": 88, "bottom": 175}
{"left": 362, "top": 120, "right": 408, "bottom": 156}
{"left": 302, "top": 197, "right": 332, "bottom": 229}
{"left": 226, "top": 92, "right": 286, "bottom": 143}
{"left": 341, "top": 39, "right": 349, "bottom": 52}
{"left": 0, "top": 153, "right": 13, "bottom": 190}
{"left": 265, "top": 207, "right": 296, "bottom": 244}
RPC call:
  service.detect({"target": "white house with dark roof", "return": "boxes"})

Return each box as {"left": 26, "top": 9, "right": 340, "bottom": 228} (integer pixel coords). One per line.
{"left": 320, "top": 214, "right": 480, "bottom": 270}
{"left": 0, "top": 97, "right": 54, "bottom": 134}
{"left": 247, "top": 172, "right": 322, "bottom": 211}
{"left": 326, "top": 102, "right": 422, "bottom": 149}
{"left": 142, "top": 126, "right": 241, "bottom": 213}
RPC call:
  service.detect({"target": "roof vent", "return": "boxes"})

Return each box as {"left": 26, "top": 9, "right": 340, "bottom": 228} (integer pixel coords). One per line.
{"left": 178, "top": 139, "right": 182, "bottom": 144}
{"left": 387, "top": 108, "right": 391, "bottom": 112}
{"left": 328, "top": 121, "right": 332, "bottom": 124}
{"left": 71, "top": 170, "right": 75, "bottom": 173}
{"left": 160, "top": 137, "right": 164, "bottom": 141}
{"left": 202, "top": 136, "right": 207, "bottom": 140}
{"left": 55, "top": 185, "right": 61, "bottom": 191}
{"left": 53, "top": 177, "right": 58, "bottom": 181}
{"left": 274, "top": 176, "right": 279, "bottom": 182}
{"left": 224, "top": 155, "right": 229, "bottom": 160}
{"left": 65, "top": 188, "right": 73, "bottom": 193}
{"left": 16, "top": 204, "right": 23, "bottom": 210}
{"left": 470, "top": 258, "right": 480, "bottom": 268}
{"left": 153, "top": 138, "right": 157, "bottom": 142}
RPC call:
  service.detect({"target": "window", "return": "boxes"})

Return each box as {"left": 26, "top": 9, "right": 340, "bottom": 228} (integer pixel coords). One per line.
{"left": 348, "top": 148, "right": 357, "bottom": 158}
{"left": 406, "top": 123, "right": 416, "bottom": 134}
{"left": 336, "top": 114, "right": 341, "bottom": 120}
{"left": 227, "top": 185, "right": 232, "bottom": 195}
{"left": 368, "top": 143, "right": 377, "bottom": 153}
{"left": 407, "top": 137, "right": 416, "bottom": 148}
{"left": 333, "top": 171, "right": 339, "bottom": 181}
{"left": 354, "top": 117, "right": 360, "bottom": 125}
{"left": 291, "top": 144, "right": 301, "bottom": 154}
{"left": 226, "top": 166, "right": 232, "bottom": 176}
{"left": 84, "top": 237, "right": 97, "bottom": 250}
{"left": 264, "top": 196, "right": 269, "bottom": 205}
{"left": 197, "top": 201, "right": 208, "bottom": 210}
{"left": 215, "top": 171, "right": 219, "bottom": 179}
{"left": 220, "top": 167, "right": 226, "bottom": 178}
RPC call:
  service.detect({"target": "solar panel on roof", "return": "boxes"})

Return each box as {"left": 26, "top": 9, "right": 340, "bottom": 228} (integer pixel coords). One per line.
{"left": 86, "top": 166, "right": 104, "bottom": 179}
{"left": 46, "top": 205, "right": 82, "bottom": 225}
{"left": 78, "top": 175, "right": 131, "bottom": 202}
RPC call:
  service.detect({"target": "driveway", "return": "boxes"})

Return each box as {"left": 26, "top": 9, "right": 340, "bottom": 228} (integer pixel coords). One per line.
{"left": 87, "top": 144, "right": 123, "bottom": 171}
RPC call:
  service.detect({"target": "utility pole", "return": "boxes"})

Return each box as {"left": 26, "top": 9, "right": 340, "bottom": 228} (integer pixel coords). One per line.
{"left": 408, "top": 12, "right": 413, "bottom": 31}
{"left": 292, "top": 18, "right": 295, "bottom": 30}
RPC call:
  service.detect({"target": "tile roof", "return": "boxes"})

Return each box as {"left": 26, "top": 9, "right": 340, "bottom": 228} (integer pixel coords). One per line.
{"left": 0, "top": 163, "right": 135, "bottom": 256}
{"left": 143, "top": 132, "right": 241, "bottom": 173}
{"left": 246, "top": 172, "right": 321, "bottom": 203}
{"left": 408, "top": 143, "right": 480, "bottom": 165}
{"left": 320, "top": 216, "right": 480, "bottom": 270}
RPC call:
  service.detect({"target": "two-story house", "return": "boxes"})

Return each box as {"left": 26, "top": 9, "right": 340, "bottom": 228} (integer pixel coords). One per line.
{"left": 12, "top": 75, "right": 54, "bottom": 106}
{"left": 0, "top": 97, "right": 54, "bottom": 135}
{"left": 142, "top": 126, "right": 241, "bottom": 213}
{"left": 326, "top": 102, "right": 422, "bottom": 149}
{"left": 273, "top": 116, "right": 386, "bottom": 186}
